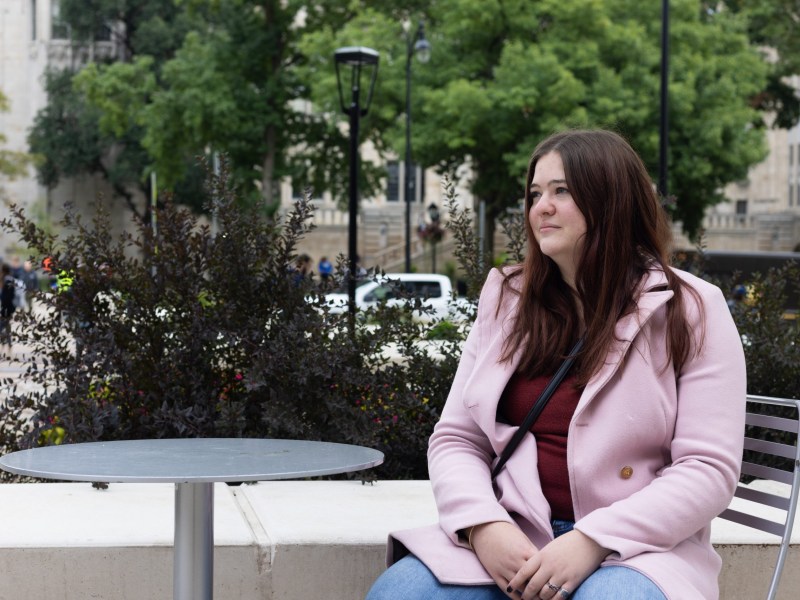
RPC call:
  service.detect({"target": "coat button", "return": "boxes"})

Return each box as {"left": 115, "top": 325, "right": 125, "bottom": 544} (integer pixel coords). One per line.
{"left": 620, "top": 466, "right": 633, "bottom": 479}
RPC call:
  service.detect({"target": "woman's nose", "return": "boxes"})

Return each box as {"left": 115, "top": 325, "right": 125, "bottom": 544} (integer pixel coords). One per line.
{"left": 533, "top": 194, "right": 554, "bottom": 215}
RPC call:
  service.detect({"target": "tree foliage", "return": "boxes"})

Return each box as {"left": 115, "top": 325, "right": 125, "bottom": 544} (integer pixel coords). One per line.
{"left": 28, "top": 0, "right": 776, "bottom": 242}
{"left": 0, "top": 90, "right": 32, "bottom": 188}
{"left": 27, "top": 68, "right": 149, "bottom": 215}
{"left": 26, "top": 0, "right": 205, "bottom": 217}
{"left": 444, "top": 0, "right": 766, "bottom": 239}
{"left": 711, "top": 0, "right": 800, "bottom": 129}
{"left": 297, "top": 0, "right": 770, "bottom": 241}
{"left": 70, "top": 0, "right": 365, "bottom": 213}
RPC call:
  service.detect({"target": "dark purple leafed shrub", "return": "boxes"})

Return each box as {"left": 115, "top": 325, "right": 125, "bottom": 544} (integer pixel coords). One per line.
{"left": 0, "top": 165, "right": 467, "bottom": 481}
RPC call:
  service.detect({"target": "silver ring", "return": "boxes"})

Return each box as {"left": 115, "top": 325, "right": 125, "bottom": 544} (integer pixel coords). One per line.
{"left": 559, "top": 588, "right": 571, "bottom": 598}
{"left": 547, "top": 582, "right": 561, "bottom": 593}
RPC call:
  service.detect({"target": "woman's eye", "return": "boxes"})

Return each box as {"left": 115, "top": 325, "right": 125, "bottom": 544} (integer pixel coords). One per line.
{"left": 530, "top": 191, "right": 541, "bottom": 201}
{"left": 556, "top": 187, "right": 569, "bottom": 195}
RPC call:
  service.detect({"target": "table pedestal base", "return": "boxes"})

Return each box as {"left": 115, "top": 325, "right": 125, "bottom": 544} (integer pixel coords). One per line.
{"left": 174, "top": 482, "right": 214, "bottom": 600}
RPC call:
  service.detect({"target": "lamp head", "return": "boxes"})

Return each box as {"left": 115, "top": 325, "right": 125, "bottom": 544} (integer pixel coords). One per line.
{"left": 414, "top": 38, "right": 431, "bottom": 64}
{"left": 414, "top": 21, "right": 431, "bottom": 64}
{"left": 334, "top": 46, "right": 380, "bottom": 116}
{"left": 334, "top": 46, "right": 379, "bottom": 67}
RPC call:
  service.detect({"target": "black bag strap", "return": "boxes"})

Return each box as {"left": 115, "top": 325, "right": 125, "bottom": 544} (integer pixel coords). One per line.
{"left": 491, "top": 337, "right": 585, "bottom": 481}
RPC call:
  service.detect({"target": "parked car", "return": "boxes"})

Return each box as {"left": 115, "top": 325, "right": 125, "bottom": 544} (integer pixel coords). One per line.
{"left": 322, "top": 273, "right": 472, "bottom": 322}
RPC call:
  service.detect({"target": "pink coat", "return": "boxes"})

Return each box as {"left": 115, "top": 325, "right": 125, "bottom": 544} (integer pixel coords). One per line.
{"left": 390, "top": 267, "right": 746, "bottom": 599}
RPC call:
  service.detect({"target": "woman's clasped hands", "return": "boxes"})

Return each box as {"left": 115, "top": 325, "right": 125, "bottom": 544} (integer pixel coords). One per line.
{"left": 470, "top": 522, "right": 610, "bottom": 600}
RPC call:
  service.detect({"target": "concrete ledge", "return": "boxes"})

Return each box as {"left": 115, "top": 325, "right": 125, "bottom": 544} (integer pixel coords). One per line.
{"left": 0, "top": 482, "right": 265, "bottom": 599}
{"left": 234, "top": 481, "right": 438, "bottom": 599}
{"left": 0, "top": 480, "right": 796, "bottom": 599}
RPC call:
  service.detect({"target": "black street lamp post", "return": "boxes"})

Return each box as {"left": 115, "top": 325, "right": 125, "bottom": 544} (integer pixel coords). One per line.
{"left": 334, "top": 47, "right": 379, "bottom": 319}
{"left": 404, "top": 20, "right": 431, "bottom": 273}
{"left": 659, "top": 0, "right": 669, "bottom": 199}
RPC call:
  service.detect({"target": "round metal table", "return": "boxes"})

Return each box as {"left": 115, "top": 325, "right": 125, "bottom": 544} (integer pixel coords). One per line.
{"left": 0, "top": 438, "right": 384, "bottom": 600}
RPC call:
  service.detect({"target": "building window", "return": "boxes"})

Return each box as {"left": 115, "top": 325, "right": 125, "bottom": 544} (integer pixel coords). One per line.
{"left": 51, "top": 0, "right": 69, "bottom": 39}
{"left": 386, "top": 161, "right": 399, "bottom": 202}
{"left": 94, "top": 23, "right": 112, "bottom": 42}
{"left": 735, "top": 199, "right": 748, "bottom": 216}
{"left": 31, "top": 0, "right": 37, "bottom": 40}
{"left": 292, "top": 182, "right": 313, "bottom": 201}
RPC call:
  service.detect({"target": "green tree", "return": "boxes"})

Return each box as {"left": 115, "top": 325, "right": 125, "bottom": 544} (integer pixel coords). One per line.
{"left": 27, "top": 68, "right": 144, "bottom": 214}
{"left": 71, "top": 2, "right": 440, "bottom": 215}
{"left": 0, "top": 90, "right": 32, "bottom": 191}
{"left": 301, "top": 0, "right": 769, "bottom": 242}
{"left": 27, "top": 0, "right": 204, "bottom": 218}
{"left": 28, "top": 0, "right": 772, "bottom": 241}
{"left": 72, "top": 0, "right": 368, "bottom": 213}
{"left": 419, "top": 0, "right": 770, "bottom": 240}
{"left": 710, "top": 0, "right": 800, "bottom": 129}
{"left": 59, "top": 0, "right": 193, "bottom": 61}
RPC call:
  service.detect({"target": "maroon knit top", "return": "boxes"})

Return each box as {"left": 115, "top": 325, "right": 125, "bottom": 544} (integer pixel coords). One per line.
{"left": 498, "top": 373, "right": 581, "bottom": 521}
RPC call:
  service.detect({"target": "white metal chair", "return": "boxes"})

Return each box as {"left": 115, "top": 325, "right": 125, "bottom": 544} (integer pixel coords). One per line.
{"left": 718, "top": 394, "right": 800, "bottom": 600}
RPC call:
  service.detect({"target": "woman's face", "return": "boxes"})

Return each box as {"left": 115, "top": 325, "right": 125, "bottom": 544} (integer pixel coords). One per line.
{"left": 528, "top": 151, "right": 587, "bottom": 287}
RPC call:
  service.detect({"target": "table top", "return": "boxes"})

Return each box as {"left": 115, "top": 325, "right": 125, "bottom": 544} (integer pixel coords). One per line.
{"left": 0, "top": 438, "right": 384, "bottom": 483}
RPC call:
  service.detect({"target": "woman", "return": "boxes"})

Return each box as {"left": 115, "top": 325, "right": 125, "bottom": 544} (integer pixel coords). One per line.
{"left": 366, "top": 129, "right": 745, "bottom": 600}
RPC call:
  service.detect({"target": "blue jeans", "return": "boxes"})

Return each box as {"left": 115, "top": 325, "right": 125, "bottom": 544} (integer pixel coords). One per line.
{"left": 365, "top": 521, "right": 667, "bottom": 600}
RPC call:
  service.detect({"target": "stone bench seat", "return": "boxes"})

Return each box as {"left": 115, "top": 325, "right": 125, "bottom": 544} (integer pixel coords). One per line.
{"left": 0, "top": 480, "right": 796, "bottom": 599}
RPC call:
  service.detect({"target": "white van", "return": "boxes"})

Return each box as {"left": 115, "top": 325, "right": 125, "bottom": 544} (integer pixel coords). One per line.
{"left": 322, "top": 273, "right": 471, "bottom": 322}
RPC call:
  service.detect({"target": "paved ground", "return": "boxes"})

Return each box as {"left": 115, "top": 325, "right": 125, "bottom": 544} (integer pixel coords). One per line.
{"left": 0, "top": 344, "right": 30, "bottom": 379}
{"left": 0, "top": 302, "right": 57, "bottom": 399}
{"left": 0, "top": 339, "right": 39, "bottom": 398}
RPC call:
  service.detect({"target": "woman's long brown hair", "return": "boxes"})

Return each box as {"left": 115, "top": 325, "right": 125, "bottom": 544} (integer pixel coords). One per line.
{"left": 500, "top": 129, "right": 701, "bottom": 385}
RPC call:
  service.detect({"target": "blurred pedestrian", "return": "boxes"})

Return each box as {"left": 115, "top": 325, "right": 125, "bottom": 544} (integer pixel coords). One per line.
{"left": 19, "top": 260, "right": 39, "bottom": 312}
{"left": 726, "top": 284, "right": 747, "bottom": 312}
{"left": 9, "top": 256, "right": 23, "bottom": 279}
{"left": 318, "top": 256, "right": 333, "bottom": 282}
{"left": 6, "top": 256, "right": 27, "bottom": 311}
{"left": 291, "top": 254, "right": 313, "bottom": 286}
{"left": 0, "top": 264, "right": 17, "bottom": 351}
{"left": 42, "top": 256, "right": 58, "bottom": 291}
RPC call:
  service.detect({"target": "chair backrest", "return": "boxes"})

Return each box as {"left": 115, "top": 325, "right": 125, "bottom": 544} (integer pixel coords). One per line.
{"left": 718, "top": 394, "right": 800, "bottom": 600}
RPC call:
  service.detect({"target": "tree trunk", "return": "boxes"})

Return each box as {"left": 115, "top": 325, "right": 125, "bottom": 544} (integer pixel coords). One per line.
{"left": 261, "top": 125, "right": 276, "bottom": 208}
